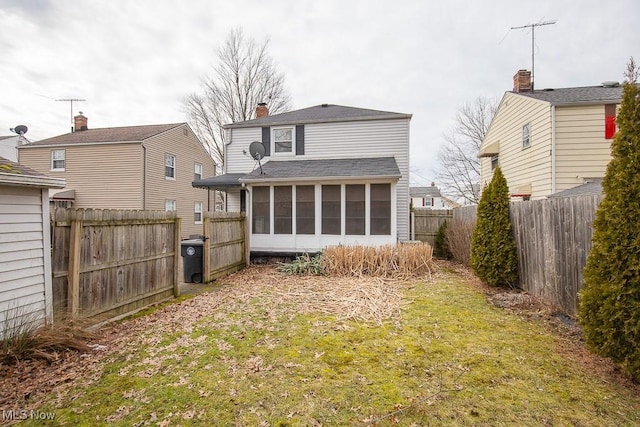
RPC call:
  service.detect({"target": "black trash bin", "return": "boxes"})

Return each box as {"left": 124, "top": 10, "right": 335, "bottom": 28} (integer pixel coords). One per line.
{"left": 181, "top": 238, "right": 204, "bottom": 283}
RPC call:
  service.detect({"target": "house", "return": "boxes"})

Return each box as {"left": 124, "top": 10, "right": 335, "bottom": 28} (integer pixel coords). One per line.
{"left": 479, "top": 69, "right": 625, "bottom": 199}
{"left": 194, "top": 103, "right": 411, "bottom": 255}
{"left": 17, "top": 113, "right": 216, "bottom": 238}
{"left": 0, "top": 157, "right": 65, "bottom": 335}
{"left": 410, "top": 183, "right": 447, "bottom": 209}
{"left": 0, "top": 134, "right": 27, "bottom": 162}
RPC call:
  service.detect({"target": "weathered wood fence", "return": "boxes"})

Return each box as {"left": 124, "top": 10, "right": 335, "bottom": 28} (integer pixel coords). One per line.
{"left": 202, "top": 212, "right": 248, "bottom": 282}
{"left": 51, "top": 208, "right": 181, "bottom": 320}
{"left": 449, "top": 195, "right": 603, "bottom": 315}
{"left": 411, "top": 208, "right": 452, "bottom": 246}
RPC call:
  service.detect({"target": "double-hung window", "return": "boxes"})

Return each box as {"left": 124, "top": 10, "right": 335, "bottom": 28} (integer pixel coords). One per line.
{"left": 165, "top": 154, "right": 176, "bottom": 179}
{"left": 194, "top": 162, "right": 202, "bottom": 181}
{"left": 194, "top": 202, "right": 203, "bottom": 223}
{"left": 522, "top": 123, "right": 531, "bottom": 149}
{"left": 165, "top": 199, "right": 177, "bottom": 211}
{"left": 273, "top": 127, "right": 293, "bottom": 154}
{"left": 51, "top": 149, "right": 65, "bottom": 171}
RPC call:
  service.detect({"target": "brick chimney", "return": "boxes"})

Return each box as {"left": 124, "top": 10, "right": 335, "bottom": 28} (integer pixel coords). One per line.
{"left": 255, "top": 102, "right": 269, "bottom": 118}
{"left": 513, "top": 70, "right": 532, "bottom": 92}
{"left": 74, "top": 112, "right": 88, "bottom": 132}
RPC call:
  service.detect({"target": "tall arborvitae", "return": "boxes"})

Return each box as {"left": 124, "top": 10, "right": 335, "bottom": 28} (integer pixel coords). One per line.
{"left": 579, "top": 58, "right": 640, "bottom": 380}
{"left": 470, "top": 167, "right": 519, "bottom": 287}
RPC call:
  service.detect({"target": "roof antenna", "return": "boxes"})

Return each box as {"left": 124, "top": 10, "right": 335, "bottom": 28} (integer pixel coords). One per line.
{"left": 510, "top": 19, "right": 557, "bottom": 90}
{"left": 56, "top": 98, "right": 86, "bottom": 132}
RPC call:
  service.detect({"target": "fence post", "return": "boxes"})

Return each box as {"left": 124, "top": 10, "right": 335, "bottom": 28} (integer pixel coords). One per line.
{"left": 173, "top": 216, "right": 181, "bottom": 297}
{"left": 67, "top": 216, "right": 82, "bottom": 318}
{"left": 243, "top": 214, "right": 250, "bottom": 266}
{"left": 203, "top": 215, "right": 211, "bottom": 283}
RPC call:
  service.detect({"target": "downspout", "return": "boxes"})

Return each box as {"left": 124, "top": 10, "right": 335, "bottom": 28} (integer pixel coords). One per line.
{"left": 141, "top": 142, "right": 147, "bottom": 209}
{"left": 551, "top": 105, "right": 556, "bottom": 194}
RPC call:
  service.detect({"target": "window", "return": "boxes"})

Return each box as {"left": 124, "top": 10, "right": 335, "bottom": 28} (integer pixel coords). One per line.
{"left": 522, "top": 123, "right": 531, "bottom": 149}
{"left": 322, "top": 185, "right": 341, "bottom": 235}
{"left": 252, "top": 186, "right": 270, "bottom": 234}
{"left": 605, "top": 104, "right": 616, "bottom": 139}
{"left": 194, "top": 202, "right": 203, "bottom": 223}
{"left": 165, "top": 199, "right": 176, "bottom": 211}
{"left": 370, "top": 184, "right": 391, "bottom": 235}
{"left": 274, "top": 186, "right": 292, "bottom": 234}
{"left": 51, "top": 149, "right": 65, "bottom": 171}
{"left": 273, "top": 127, "right": 293, "bottom": 153}
{"left": 345, "top": 184, "right": 365, "bottom": 235}
{"left": 165, "top": 154, "right": 175, "bottom": 179}
{"left": 491, "top": 154, "right": 499, "bottom": 170}
{"left": 296, "top": 185, "right": 315, "bottom": 235}
{"left": 194, "top": 162, "right": 202, "bottom": 181}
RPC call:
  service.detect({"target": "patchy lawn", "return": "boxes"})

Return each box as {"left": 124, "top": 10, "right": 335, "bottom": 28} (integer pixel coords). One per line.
{"left": 2, "top": 264, "right": 640, "bottom": 426}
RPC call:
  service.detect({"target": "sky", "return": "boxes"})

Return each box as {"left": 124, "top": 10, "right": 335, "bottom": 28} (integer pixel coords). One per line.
{"left": 1, "top": 0, "right": 638, "bottom": 188}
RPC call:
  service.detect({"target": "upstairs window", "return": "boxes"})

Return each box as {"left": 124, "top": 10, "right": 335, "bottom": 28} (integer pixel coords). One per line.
{"left": 194, "top": 162, "right": 202, "bottom": 181}
{"left": 491, "top": 154, "right": 499, "bottom": 170}
{"left": 522, "top": 123, "right": 531, "bottom": 149}
{"left": 273, "top": 127, "right": 293, "bottom": 154}
{"left": 51, "top": 149, "right": 65, "bottom": 171}
{"left": 165, "top": 154, "right": 176, "bottom": 179}
{"left": 605, "top": 104, "right": 616, "bottom": 139}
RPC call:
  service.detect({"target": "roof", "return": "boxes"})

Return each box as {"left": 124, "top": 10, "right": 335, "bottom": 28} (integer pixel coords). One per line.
{"left": 192, "top": 173, "right": 246, "bottom": 190}
{"left": 514, "top": 84, "right": 627, "bottom": 106}
{"left": 240, "top": 157, "right": 401, "bottom": 182}
{"left": 410, "top": 186, "right": 442, "bottom": 198}
{"left": 0, "top": 156, "right": 65, "bottom": 188}
{"left": 0, "top": 136, "right": 15, "bottom": 141}
{"left": 224, "top": 104, "right": 412, "bottom": 129}
{"left": 22, "top": 123, "right": 184, "bottom": 147}
{"left": 549, "top": 179, "right": 603, "bottom": 198}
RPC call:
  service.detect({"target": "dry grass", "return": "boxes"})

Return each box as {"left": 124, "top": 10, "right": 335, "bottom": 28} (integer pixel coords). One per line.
{"left": 322, "top": 243, "right": 434, "bottom": 279}
{"left": 445, "top": 217, "right": 474, "bottom": 265}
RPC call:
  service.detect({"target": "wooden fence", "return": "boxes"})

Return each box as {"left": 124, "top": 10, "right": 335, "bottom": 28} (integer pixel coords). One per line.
{"left": 412, "top": 208, "right": 452, "bottom": 246}
{"left": 51, "top": 208, "right": 181, "bottom": 320}
{"left": 449, "top": 195, "right": 602, "bottom": 316}
{"left": 202, "top": 212, "right": 248, "bottom": 282}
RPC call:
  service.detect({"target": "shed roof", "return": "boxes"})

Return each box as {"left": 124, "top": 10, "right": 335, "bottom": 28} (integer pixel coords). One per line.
{"left": 224, "top": 104, "right": 411, "bottom": 129}
{"left": 549, "top": 179, "right": 603, "bottom": 198}
{"left": 0, "top": 156, "right": 65, "bottom": 188}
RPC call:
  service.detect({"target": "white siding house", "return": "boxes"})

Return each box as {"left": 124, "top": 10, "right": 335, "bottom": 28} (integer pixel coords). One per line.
{"left": 196, "top": 104, "right": 412, "bottom": 255}
{"left": 0, "top": 157, "right": 64, "bottom": 337}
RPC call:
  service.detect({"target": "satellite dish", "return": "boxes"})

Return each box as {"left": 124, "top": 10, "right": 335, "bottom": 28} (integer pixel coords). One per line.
{"left": 248, "top": 141, "right": 266, "bottom": 175}
{"left": 249, "top": 141, "right": 266, "bottom": 160}
{"left": 10, "top": 125, "right": 28, "bottom": 135}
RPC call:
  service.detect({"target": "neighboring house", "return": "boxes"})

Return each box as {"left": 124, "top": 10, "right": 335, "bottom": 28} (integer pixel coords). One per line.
{"left": 0, "top": 157, "right": 65, "bottom": 335}
{"left": 410, "top": 184, "right": 447, "bottom": 209}
{"left": 479, "top": 69, "right": 625, "bottom": 200}
{"left": 194, "top": 103, "right": 411, "bottom": 255}
{"left": 17, "top": 114, "right": 215, "bottom": 238}
{"left": 0, "top": 134, "right": 28, "bottom": 162}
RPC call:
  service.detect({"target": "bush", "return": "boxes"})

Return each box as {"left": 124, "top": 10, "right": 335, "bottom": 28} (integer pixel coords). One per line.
{"left": 470, "top": 167, "right": 518, "bottom": 287}
{"left": 579, "top": 62, "right": 640, "bottom": 380}
{"left": 445, "top": 217, "right": 475, "bottom": 266}
{"left": 434, "top": 220, "right": 452, "bottom": 259}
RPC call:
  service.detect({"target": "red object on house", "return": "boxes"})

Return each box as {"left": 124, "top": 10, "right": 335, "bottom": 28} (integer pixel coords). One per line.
{"left": 605, "top": 104, "right": 616, "bottom": 139}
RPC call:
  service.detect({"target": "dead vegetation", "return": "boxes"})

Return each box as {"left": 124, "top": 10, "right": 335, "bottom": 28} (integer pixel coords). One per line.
{"left": 444, "top": 217, "right": 474, "bottom": 265}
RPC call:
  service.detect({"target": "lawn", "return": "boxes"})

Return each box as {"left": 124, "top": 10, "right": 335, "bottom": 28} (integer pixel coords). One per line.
{"left": 9, "top": 264, "right": 640, "bottom": 426}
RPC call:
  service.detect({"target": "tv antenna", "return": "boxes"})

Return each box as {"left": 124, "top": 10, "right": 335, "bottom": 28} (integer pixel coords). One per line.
{"left": 248, "top": 141, "right": 266, "bottom": 175}
{"left": 510, "top": 19, "right": 556, "bottom": 90}
{"left": 56, "top": 98, "right": 86, "bottom": 132}
{"left": 10, "top": 125, "right": 28, "bottom": 146}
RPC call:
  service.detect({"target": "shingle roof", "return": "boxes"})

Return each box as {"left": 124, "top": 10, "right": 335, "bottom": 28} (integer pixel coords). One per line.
{"left": 515, "top": 85, "right": 626, "bottom": 105}
{"left": 0, "top": 156, "right": 48, "bottom": 177}
{"left": 549, "top": 179, "right": 603, "bottom": 198}
{"left": 240, "top": 157, "right": 401, "bottom": 182}
{"left": 192, "top": 173, "right": 245, "bottom": 190}
{"left": 0, "top": 136, "right": 15, "bottom": 141}
{"left": 224, "top": 104, "right": 412, "bottom": 129}
{"left": 23, "top": 123, "right": 184, "bottom": 146}
{"left": 410, "top": 186, "right": 442, "bottom": 198}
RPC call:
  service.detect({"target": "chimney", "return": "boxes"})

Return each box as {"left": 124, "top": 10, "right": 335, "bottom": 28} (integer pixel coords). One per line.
{"left": 513, "top": 70, "right": 532, "bottom": 92}
{"left": 256, "top": 102, "right": 269, "bottom": 118}
{"left": 74, "top": 112, "right": 88, "bottom": 132}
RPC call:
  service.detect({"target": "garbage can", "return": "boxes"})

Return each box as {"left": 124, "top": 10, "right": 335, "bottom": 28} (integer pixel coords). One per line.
{"left": 181, "top": 238, "right": 204, "bottom": 283}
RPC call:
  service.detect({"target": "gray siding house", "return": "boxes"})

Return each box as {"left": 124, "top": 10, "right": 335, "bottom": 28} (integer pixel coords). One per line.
{"left": 195, "top": 104, "right": 411, "bottom": 255}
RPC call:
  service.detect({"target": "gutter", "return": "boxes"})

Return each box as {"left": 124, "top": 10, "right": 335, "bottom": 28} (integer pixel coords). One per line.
{"left": 551, "top": 105, "right": 556, "bottom": 194}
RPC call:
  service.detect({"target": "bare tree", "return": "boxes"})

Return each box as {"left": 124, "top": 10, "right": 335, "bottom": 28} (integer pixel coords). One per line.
{"left": 624, "top": 56, "right": 638, "bottom": 83}
{"left": 184, "top": 28, "right": 292, "bottom": 168}
{"left": 435, "top": 95, "right": 498, "bottom": 204}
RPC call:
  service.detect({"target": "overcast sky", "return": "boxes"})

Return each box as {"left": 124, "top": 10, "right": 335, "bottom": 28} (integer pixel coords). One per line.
{"left": 2, "top": 0, "right": 638, "bottom": 187}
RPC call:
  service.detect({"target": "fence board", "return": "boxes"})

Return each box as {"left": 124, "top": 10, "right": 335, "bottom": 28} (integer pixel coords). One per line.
{"left": 412, "top": 209, "right": 452, "bottom": 246}
{"left": 204, "top": 212, "right": 247, "bottom": 281}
